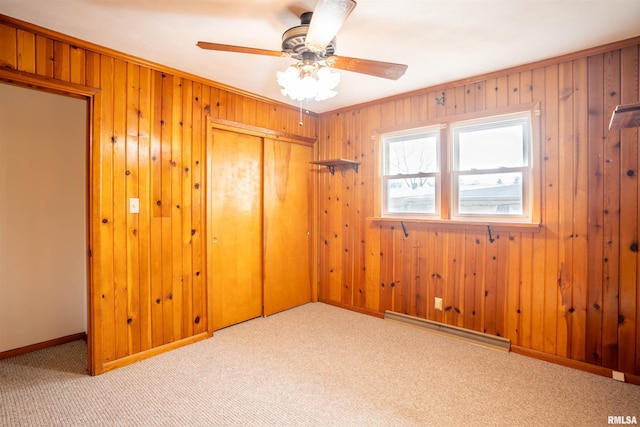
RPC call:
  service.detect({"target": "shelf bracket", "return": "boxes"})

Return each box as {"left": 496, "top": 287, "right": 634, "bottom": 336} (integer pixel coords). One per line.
{"left": 311, "top": 159, "right": 360, "bottom": 176}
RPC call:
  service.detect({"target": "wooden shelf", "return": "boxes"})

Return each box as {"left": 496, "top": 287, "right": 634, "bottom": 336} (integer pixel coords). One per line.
{"left": 609, "top": 102, "right": 640, "bottom": 130}
{"left": 310, "top": 158, "right": 360, "bottom": 175}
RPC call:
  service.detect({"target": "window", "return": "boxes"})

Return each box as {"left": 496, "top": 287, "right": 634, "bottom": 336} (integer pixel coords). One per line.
{"left": 382, "top": 128, "right": 441, "bottom": 216}
{"left": 379, "top": 109, "right": 536, "bottom": 224}
{"left": 452, "top": 113, "right": 531, "bottom": 220}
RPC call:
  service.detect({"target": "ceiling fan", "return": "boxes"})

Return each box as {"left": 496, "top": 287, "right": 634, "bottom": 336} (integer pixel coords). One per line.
{"left": 197, "top": 0, "right": 408, "bottom": 102}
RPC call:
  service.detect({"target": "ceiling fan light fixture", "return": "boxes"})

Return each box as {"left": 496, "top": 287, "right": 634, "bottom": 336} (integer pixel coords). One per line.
{"left": 305, "top": 0, "right": 357, "bottom": 53}
{"left": 276, "top": 63, "right": 340, "bottom": 102}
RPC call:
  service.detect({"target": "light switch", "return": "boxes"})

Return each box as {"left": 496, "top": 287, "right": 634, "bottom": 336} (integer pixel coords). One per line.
{"left": 129, "top": 197, "right": 140, "bottom": 214}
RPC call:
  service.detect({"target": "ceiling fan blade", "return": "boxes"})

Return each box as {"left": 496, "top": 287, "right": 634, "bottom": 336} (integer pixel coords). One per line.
{"left": 197, "top": 41, "right": 290, "bottom": 58}
{"left": 325, "top": 55, "right": 408, "bottom": 80}
{"left": 305, "top": 0, "right": 357, "bottom": 53}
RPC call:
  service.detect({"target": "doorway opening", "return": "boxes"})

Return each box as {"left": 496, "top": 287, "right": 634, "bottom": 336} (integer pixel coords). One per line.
{"left": 0, "top": 80, "right": 93, "bottom": 373}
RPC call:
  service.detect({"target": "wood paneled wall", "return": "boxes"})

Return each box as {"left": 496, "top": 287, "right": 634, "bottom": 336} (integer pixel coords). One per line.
{"left": 1, "top": 12, "right": 639, "bottom": 380}
{"left": 317, "top": 39, "right": 640, "bottom": 378}
{"left": 0, "top": 15, "right": 318, "bottom": 374}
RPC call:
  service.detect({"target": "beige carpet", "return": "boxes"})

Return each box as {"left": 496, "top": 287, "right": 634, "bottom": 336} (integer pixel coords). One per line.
{"left": 1, "top": 302, "right": 639, "bottom": 426}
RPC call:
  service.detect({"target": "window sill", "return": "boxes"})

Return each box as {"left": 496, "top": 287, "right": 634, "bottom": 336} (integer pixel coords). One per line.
{"left": 367, "top": 217, "right": 542, "bottom": 233}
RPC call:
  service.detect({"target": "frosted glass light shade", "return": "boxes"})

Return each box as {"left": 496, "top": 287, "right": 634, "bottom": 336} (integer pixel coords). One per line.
{"left": 277, "top": 65, "right": 340, "bottom": 102}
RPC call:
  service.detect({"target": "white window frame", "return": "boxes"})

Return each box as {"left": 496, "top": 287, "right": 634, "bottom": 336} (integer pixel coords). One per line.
{"left": 450, "top": 112, "right": 533, "bottom": 222}
{"left": 376, "top": 105, "right": 539, "bottom": 226}
{"left": 380, "top": 127, "right": 442, "bottom": 218}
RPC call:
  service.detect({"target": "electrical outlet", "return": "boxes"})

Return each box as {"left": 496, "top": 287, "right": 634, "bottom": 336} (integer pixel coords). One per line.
{"left": 612, "top": 370, "right": 625, "bottom": 382}
{"left": 434, "top": 297, "right": 443, "bottom": 311}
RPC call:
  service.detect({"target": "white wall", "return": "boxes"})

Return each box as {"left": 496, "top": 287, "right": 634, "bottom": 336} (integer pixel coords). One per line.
{"left": 0, "top": 83, "right": 87, "bottom": 352}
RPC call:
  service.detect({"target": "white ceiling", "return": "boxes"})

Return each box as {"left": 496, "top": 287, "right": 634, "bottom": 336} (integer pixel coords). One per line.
{"left": 2, "top": 0, "right": 640, "bottom": 113}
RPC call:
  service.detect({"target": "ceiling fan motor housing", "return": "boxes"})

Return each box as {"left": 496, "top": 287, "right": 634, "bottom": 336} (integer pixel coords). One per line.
{"left": 281, "top": 12, "right": 336, "bottom": 60}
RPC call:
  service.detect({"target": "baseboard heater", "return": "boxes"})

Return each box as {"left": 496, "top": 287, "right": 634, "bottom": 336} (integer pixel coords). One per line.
{"left": 384, "top": 311, "right": 511, "bottom": 352}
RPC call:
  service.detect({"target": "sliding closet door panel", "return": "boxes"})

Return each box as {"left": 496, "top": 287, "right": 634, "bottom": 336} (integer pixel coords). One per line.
{"left": 208, "top": 129, "right": 263, "bottom": 330}
{"left": 263, "top": 139, "right": 312, "bottom": 316}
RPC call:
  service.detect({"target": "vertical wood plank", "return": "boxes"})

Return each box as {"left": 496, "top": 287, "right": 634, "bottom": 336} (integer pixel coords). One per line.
{"left": 529, "top": 66, "right": 546, "bottom": 352}
{"left": 365, "top": 223, "right": 381, "bottom": 312}
{"left": 431, "top": 231, "right": 446, "bottom": 324}
{"left": 341, "top": 112, "right": 355, "bottom": 306}
{"left": 475, "top": 232, "right": 487, "bottom": 333}
{"left": 617, "top": 46, "right": 638, "bottom": 374}
{"left": 329, "top": 114, "right": 343, "bottom": 302}
{"left": 543, "top": 64, "right": 560, "bottom": 355}
{"left": 557, "top": 60, "right": 574, "bottom": 358}
{"left": 16, "top": 29, "right": 35, "bottom": 73}
{"left": 35, "top": 35, "right": 53, "bottom": 77}
{"left": 112, "top": 59, "right": 129, "bottom": 360}
{"left": 495, "top": 76, "right": 509, "bottom": 108}
{"left": 317, "top": 115, "right": 330, "bottom": 303}
{"left": 160, "top": 74, "right": 176, "bottom": 344}
{"left": 464, "top": 83, "right": 477, "bottom": 114}
{"left": 170, "top": 76, "right": 184, "bottom": 342}
{"left": 520, "top": 71, "right": 533, "bottom": 104}
{"left": 463, "top": 232, "right": 478, "bottom": 330}
{"left": 404, "top": 229, "right": 419, "bottom": 316}
{"left": 474, "top": 81, "right": 486, "bottom": 112}
{"left": 506, "top": 232, "right": 522, "bottom": 343}
{"left": 452, "top": 231, "right": 465, "bottom": 327}
{"left": 392, "top": 225, "right": 405, "bottom": 313}
{"left": 519, "top": 233, "right": 534, "bottom": 347}
{"left": 601, "top": 50, "right": 621, "bottom": 368}
{"left": 415, "top": 230, "right": 428, "bottom": 318}
{"left": 53, "top": 41, "right": 70, "bottom": 81}
{"left": 378, "top": 226, "right": 394, "bottom": 312}
{"left": 508, "top": 73, "right": 521, "bottom": 106}
{"left": 125, "top": 62, "right": 141, "bottom": 355}
{"left": 352, "top": 110, "right": 366, "bottom": 309}
{"left": 495, "top": 231, "right": 508, "bottom": 337}
{"left": 149, "top": 70, "right": 165, "bottom": 348}
{"left": 0, "top": 23, "right": 17, "bottom": 68}
{"left": 99, "top": 54, "right": 116, "bottom": 362}
{"left": 587, "top": 54, "right": 605, "bottom": 366}
{"left": 484, "top": 233, "right": 498, "bottom": 335}
{"left": 181, "top": 80, "right": 194, "bottom": 338}
{"left": 137, "top": 66, "right": 153, "bottom": 352}
{"left": 70, "top": 45, "right": 86, "bottom": 85}
{"left": 192, "top": 82, "right": 207, "bottom": 335}
{"left": 570, "top": 57, "right": 589, "bottom": 363}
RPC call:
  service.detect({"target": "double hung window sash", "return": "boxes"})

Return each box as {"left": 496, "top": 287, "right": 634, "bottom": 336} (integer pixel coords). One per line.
{"left": 452, "top": 114, "right": 531, "bottom": 219}
{"left": 382, "top": 129, "right": 440, "bottom": 216}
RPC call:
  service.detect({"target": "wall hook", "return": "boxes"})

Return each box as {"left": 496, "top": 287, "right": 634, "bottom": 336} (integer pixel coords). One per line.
{"left": 400, "top": 221, "right": 409, "bottom": 238}
{"left": 487, "top": 225, "right": 495, "bottom": 243}
{"left": 435, "top": 92, "right": 446, "bottom": 106}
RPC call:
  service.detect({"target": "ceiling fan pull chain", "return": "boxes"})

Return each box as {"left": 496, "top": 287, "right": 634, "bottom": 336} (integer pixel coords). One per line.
{"left": 299, "top": 100, "right": 304, "bottom": 126}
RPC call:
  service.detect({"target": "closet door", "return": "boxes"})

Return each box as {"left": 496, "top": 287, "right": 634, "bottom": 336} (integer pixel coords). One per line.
{"left": 208, "top": 129, "right": 263, "bottom": 330}
{"left": 263, "top": 138, "right": 313, "bottom": 316}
